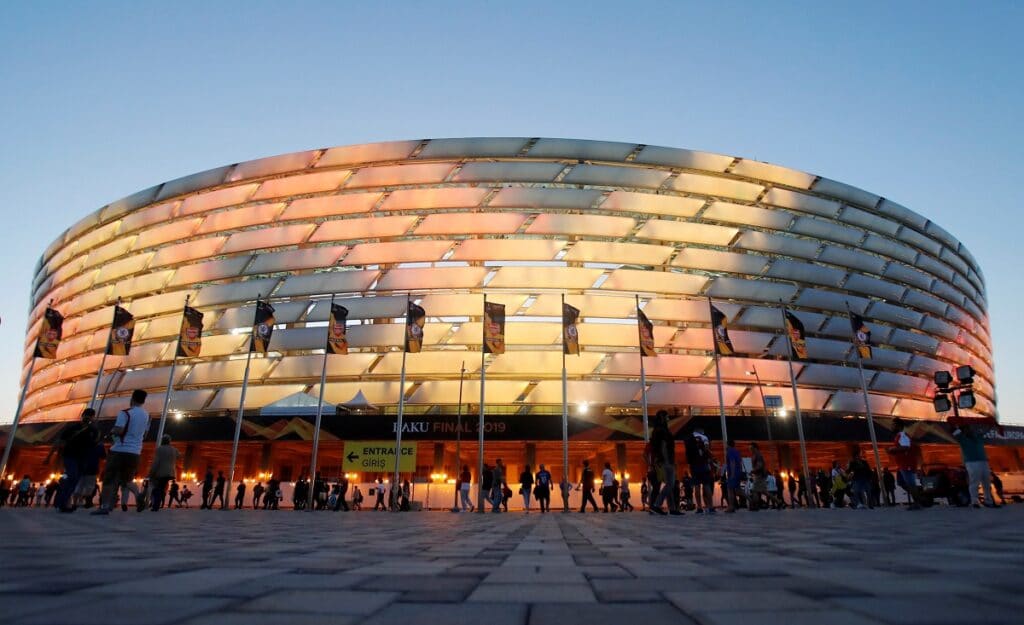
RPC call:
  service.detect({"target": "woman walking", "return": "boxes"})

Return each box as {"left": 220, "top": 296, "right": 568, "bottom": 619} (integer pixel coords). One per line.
{"left": 534, "top": 464, "right": 552, "bottom": 513}
{"left": 519, "top": 464, "right": 534, "bottom": 513}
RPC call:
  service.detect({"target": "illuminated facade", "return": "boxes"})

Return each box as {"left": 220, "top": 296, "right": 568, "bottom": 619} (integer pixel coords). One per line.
{"left": 19, "top": 138, "right": 995, "bottom": 442}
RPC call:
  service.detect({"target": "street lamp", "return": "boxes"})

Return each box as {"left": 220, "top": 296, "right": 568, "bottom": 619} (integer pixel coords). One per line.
{"left": 933, "top": 366, "right": 976, "bottom": 415}
{"left": 746, "top": 367, "right": 773, "bottom": 441}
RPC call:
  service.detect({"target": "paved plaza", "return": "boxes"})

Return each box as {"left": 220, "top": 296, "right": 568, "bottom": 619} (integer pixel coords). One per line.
{"left": 0, "top": 505, "right": 1021, "bottom": 625}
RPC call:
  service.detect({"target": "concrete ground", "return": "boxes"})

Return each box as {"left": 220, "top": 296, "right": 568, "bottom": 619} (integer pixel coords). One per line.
{"left": 0, "top": 505, "right": 1021, "bottom": 625}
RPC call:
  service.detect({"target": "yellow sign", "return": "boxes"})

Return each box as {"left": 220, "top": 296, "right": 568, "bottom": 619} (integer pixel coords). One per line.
{"left": 343, "top": 441, "right": 417, "bottom": 473}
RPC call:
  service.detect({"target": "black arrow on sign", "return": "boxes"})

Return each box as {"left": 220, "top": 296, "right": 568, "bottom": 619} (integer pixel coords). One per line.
{"left": 346, "top": 452, "right": 359, "bottom": 462}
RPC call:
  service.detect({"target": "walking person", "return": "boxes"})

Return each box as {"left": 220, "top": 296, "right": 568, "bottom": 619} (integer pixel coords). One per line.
{"left": 749, "top": 443, "right": 767, "bottom": 511}
{"left": 600, "top": 462, "right": 617, "bottom": 512}
{"left": 47, "top": 407, "right": 99, "bottom": 513}
{"left": 491, "top": 459, "right": 506, "bottom": 513}
{"left": 458, "top": 465, "right": 474, "bottom": 512}
{"left": 335, "top": 474, "right": 350, "bottom": 511}
{"left": 210, "top": 471, "right": 226, "bottom": 509}
{"left": 882, "top": 468, "right": 896, "bottom": 506}
{"left": 534, "top": 464, "right": 552, "bottom": 513}
{"left": 619, "top": 474, "right": 633, "bottom": 511}
{"left": 847, "top": 448, "right": 872, "bottom": 509}
{"left": 559, "top": 474, "right": 572, "bottom": 513}
{"left": 949, "top": 415, "right": 1001, "bottom": 508}
{"left": 374, "top": 478, "right": 386, "bottom": 511}
{"left": 724, "top": 439, "right": 743, "bottom": 513}
{"left": 201, "top": 469, "right": 214, "bottom": 509}
{"left": 640, "top": 478, "right": 649, "bottom": 512}
{"left": 685, "top": 426, "right": 714, "bottom": 514}
{"left": 234, "top": 481, "right": 246, "bottom": 509}
{"left": 787, "top": 472, "right": 798, "bottom": 508}
{"left": 146, "top": 435, "right": 179, "bottom": 512}
{"left": 577, "top": 460, "right": 599, "bottom": 513}
{"left": 91, "top": 390, "right": 150, "bottom": 516}
{"left": 252, "top": 482, "right": 264, "bottom": 509}
{"left": 167, "top": 479, "right": 180, "bottom": 508}
{"left": 650, "top": 410, "right": 680, "bottom": 515}
{"left": 887, "top": 419, "right": 921, "bottom": 510}
{"left": 519, "top": 464, "right": 534, "bottom": 513}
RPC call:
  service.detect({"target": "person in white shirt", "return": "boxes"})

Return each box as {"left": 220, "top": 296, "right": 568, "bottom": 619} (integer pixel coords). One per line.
{"left": 601, "top": 462, "right": 617, "bottom": 512}
{"left": 92, "top": 390, "right": 150, "bottom": 515}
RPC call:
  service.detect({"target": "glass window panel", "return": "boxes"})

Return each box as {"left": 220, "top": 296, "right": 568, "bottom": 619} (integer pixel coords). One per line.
{"left": 525, "top": 294, "right": 636, "bottom": 318}
{"left": 221, "top": 224, "right": 315, "bottom": 254}
{"left": 194, "top": 205, "right": 283, "bottom": 236}
{"left": 604, "top": 353, "right": 710, "bottom": 378}
{"left": 414, "top": 212, "right": 526, "bottom": 236}
{"left": 634, "top": 146, "right": 734, "bottom": 172}
{"left": 897, "top": 226, "right": 943, "bottom": 257}
{"left": 63, "top": 270, "right": 99, "bottom": 298}
{"left": 706, "top": 276, "right": 797, "bottom": 302}
{"left": 762, "top": 188, "right": 840, "bottom": 218}
{"left": 528, "top": 138, "right": 636, "bottom": 162}
{"left": 155, "top": 167, "right": 232, "bottom": 202}
{"left": 192, "top": 278, "right": 280, "bottom": 307}
{"left": 374, "top": 351, "right": 470, "bottom": 376}
{"left": 167, "top": 256, "right": 251, "bottom": 287}
{"left": 150, "top": 237, "right": 227, "bottom": 267}
{"left": 95, "top": 253, "right": 153, "bottom": 284}
{"left": 376, "top": 266, "right": 488, "bottom": 291}
{"left": 134, "top": 218, "right": 204, "bottom": 249}
{"left": 877, "top": 199, "right": 928, "bottom": 230}
{"left": 310, "top": 215, "right": 418, "bottom": 243}
{"left": 671, "top": 248, "right": 768, "bottom": 275}
{"left": 791, "top": 216, "right": 864, "bottom": 246}
{"left": 316, "top": 140, "right": 421, "bottom": 168}
{"left": 416, "top": 293, "right": 528, "bottom": 318}
{"left": 448, "top": 322, "right": 561, "bottom": 345}
{"left": 636, "top": 220, "right": 738, "bottom": 246}
{"left": 766, "top": 259, "right": 846, "bottom": 288}
{"left": 730, "top": 159, "right": 815, "bottom": 189}
{"left": 797, "top": 365, "right": 862, "bottom": 389}
{"left": 410, "top": 380, "right": 526, "bottom": 405}
{"left": 418, "top": 137, "right": 529, "bottom": 158}
{"left": 600, "top": 191, "right": 704, "bottom": 217}
{"left": 488, "top": 266, "right": 603, "bottom": 290}
{"left": 524, "top": 380, "right": 640, "bottom": 405}
{"left": 83, "top": 238, "right": 134, "bottom": 269}
{"left": 843, "top": 274, "right": 907, "bottom": 302}
{"left": 913, "top": 253, "right": 955, "bottom": 282}
{"left": 345, "top": 162, "right": 456, "bottom": 188}
{"left": 315, "top": 382, "right": 405, "bottom": 406}
{"left": 646, "top": 383, "right": 746, "bottom": 407}
{"left": 601, "top": 269, "right": 706, "bottom": 295}
{"left": 715, "top": 358, "right": 800, "bottom": 383}
{"left": 839, "top": 206, "right": 900, "bottom": 237}
{"left": 870, "top": 372, "right": 930, "bottom": 396}
{"left": 138, "top": 314, "right": 185, "bottom": 341}
{"left": 562, "top": 164, "right": 670, "bottom": 189}
{"left": 381, "top": 187, "right": 488, "bottom": 211}
{"left": 450, "top": 239, "right": 564, "bottom": 261}
{"left": 112, "top": 271, "right": 175, "bottom": 299}
{"left": 244, "top": 245, "right": 347, "bottom": 275}
{"left": 342, "top": 240, "right": 453, "bottom": 265}
{"left": 939, "top": 247, "right": 970, "bottom": 279}
{"left": 812, "top": 177, "right": 881, "bottom": 209}
{"left": 275, "top": 270, "right": 379, "bottom": 298}
{"left": 76, "top": 221, "right": 122, "bottom": 253}
{"left": 307, "top": 295, "right": 406, "bottom": 321}
{"left": 670, "top": 173, "right": 763, "bottom": 201}
{"left": 252, "top": 170, "right": 349, "bottom": 200}
{"left": 888, "top": 328, "right": 939, "bottom": 354}
{"left": 734, "top": 231, "right": 819, "bottom": 259}
{"left": 184, "top": 359, "right": 273, "bottom": 385}
{"left": 66, "top": 213, "right": 101, "bottom": 242}
{"left": 921, "top": 315, "right": 959, "bottom": 341}
{"left": 902, "top": 289, "right": 949, "bottom": 317}
{"left": 526, "top": 213, "right": 635, "bottom": 238}
{"left": 883, "top": 262, "right": 934, "bottom": 291}
{"left": 281, "top": 193, "right": 381, "bottom": 220}
{"left": 120, "top": 202, "right": 177, "bottom": 234}
{"left": 268, "top": 354, "right": 378, "bottom": 380}
{"left": 487, "top": 351, "right": 603, "bottom": 376}
{"left": 489, "top": 187, "right": 603, "bottom": 209}
{"left": 452, "top": 161, "right": 565, "bottom": 183}
{"left": 703, "top": 201, "right": 792, "bottom": 230}
{"left": 114, "top": 365, "right": 187, "bottom": 392}
{"left": 122, "top": 290, "right": 198, "bottom": 319}
{"left": 564, "top": 241, "right": 673, "bottom": 265}
{"left": 228, "top": 150, "right": 318, "bottom": 183}
{"left": 868, "top": 301, "right": 924, "bottom": 328}
{"left": 180, "top": 184, "right": 258, "bottom": 215}
{"left": 208, "top": 385, "right": 309, "bottom": 410}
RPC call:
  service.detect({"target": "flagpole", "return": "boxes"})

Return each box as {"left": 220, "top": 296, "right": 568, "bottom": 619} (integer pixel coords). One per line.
{"left": 89, "top": 298, "right": 120, "bottom": 409}
{"left": 476, "top": 295, "right": 487, "bottom": 514}
{"left": 226, "top": 294, "right": 260, "bottom": 509}
{"left": 561, "top": 293, "right": 569, "bottom": 489}
{"left": 393, "top": 294, "right": 411, "bottom": 508}
{"left": 155, "top": 295, "right": 189, "bottom": 446}
{"left": 308, "top": 293, "right": 335, "bottom": 511}
{"left": 780, "top": 302, "right": 813, "bottom": 507}
{"left": 0, "top": 361, "right": 35, "bottom": 480}
{"left": 453, "top": 360, "right": 465, "bottom": 511}
{"left": 709, "top": 297, "right": 729, "bottom": 468}
{"left": 847, "top": 302, "right": 884, "bottom": 486}
{"left": 637, "top": 295, "right": 650, "bottom": 444}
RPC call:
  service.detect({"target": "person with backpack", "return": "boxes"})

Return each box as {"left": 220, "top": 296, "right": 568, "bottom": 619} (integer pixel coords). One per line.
{"left": 887, "top": 419, "right": 921, "bottom": 510}
{"left": 847, "top": 448, "right": 873, "bottom": 509}
{"left": 91, "top": 389, "right": 150, "bottom": 516}
{"left": 577, "top": 460, "right": 599, "bottom": 512}
{"left": 600, "top": 462, "right": 617, "bottom": 512}
{"left": 47, "top": 407, "right": 99, "bottom": 513}
{"left": 519, "top": 464, "right": 534, "bottom": 513}
{"left": 685, "top": 426, "right": 714, "bottom": 514}
{"left": 649, "top": 411, "right": 681, "bottom": 515}
{"left": 534, "top": 464, "right": 551, "bottom": 513}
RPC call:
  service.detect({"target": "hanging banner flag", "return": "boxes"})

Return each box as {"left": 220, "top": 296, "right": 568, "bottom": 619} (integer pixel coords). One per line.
{"left": 33, "top": 307, "right": 64, "bottom": 359}
{"left": 849, "top": 312, "right": 873, "bottom": 359}
{"left": 709, "top": 304, "right": 734, "bottom": 356}
{"left": 483, "top": 301, "right": 506, "bottom": 354}
{"left": 327, "top": 303, "right": 349, "bottom": 355}
{"left": 176, "top": 306, "right": 204, "bottom": 358}
{"left": 563, "top": 303, "right": 581, "bottom": 355}
{"left": 250, "top": 300, "right": 276, "bottom": 354}
{"left": 784, "top": 310, "right": 809, "bottom": 360}
{"left": 637, "top": 309, "right": 657, "bottom": 358}
{"left": 107, "top": 306, "right": 135, "bottom": 356}
{"left": 405, "top": 301, "right": 426, "bottom": 353}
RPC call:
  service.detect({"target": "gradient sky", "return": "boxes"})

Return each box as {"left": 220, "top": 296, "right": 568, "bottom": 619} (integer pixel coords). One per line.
{"left": 1, "top": 2, "right": 1021, "bottom": 424}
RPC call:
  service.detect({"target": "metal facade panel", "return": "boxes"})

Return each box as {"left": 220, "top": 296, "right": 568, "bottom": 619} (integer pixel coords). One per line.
{"left": 309, "top": 215, "right": 418, "bottom": 243}
{"left": 488, "top": 266, "right": 603, "bottom": 290}
{"left": 526, "top": 213, "right": 636, "bottom": 238}
{"left": 762, "top": 188, "right": 840, "bottom": 218}
{"left": 156, "top": 167, "right": 232, "bottom": 202}
{"left": 812, "top": 177, "right": 880, "bottom": 209}
{"left": 341, "top": 240, "right": 453, "bottom": 265}
{"left": 524, "top": 380, "right": 640, "bottom": 405}
{"left": 489, "top": 187, "right": 603, "bottom": 209}
{"left": 451, "top": 161, "right": 565, "bottom": 183}
{"left": 244, "top": 245, "right": 348, "bottom": 275}
{"left": 528, "top": 138, "right": 636, "bottom": 162}
{"left": 634, "top": 146, "right": 734, "bottom": 172}
{"left": 275, "top": 270, "right": 379, "bottom": 298}
{"left": 562, "top": 164, "right": 671, "bottom": 189}
{"left": 281, "top": 193, "right": 380, "bottom": 220}
{"left": 601, "top": 269, "right": 706, "bottom": 295}
{"left": 227, "top": 150, "right": 319, "bottom": 183}
{"left": 418, "top": 137, "right": 530, "bottom": 158}
{"left": 735, "top": 231, "right": 819, "bottom": 259}
{"left": 636, "top": 220, "right": 738, "bottom": 246}
{"left": 450, "top": 239, "right": 565, "bottom": 261}
{"left": 731, "top": 159, "right": 815, "bottom": 188}
{"left": 791, "top": 216, "right": 864, "bottom": 246}
{"left": 563, "top": 241, "right": 673, "bottom": 266}
{"left": 221, "top": 224, "right": 315, "bottom": 254}
{"left": 376, "top": 266, "right": 488, "bottom": 291}
{"left": 316, "top": 140, "right": 421, "bottom": 168}
{"left": 703, "top": 201, "right": 792, "bottom": 230}
{"left": 600, "top": 191, "right": 705, "bottom": 217}
{"left": 670, "top": 173, "right": 763, "bottom": 201}
{"left": 766, "top": 259, "right": 846, "bottom": 288}
{"left": 345, "top": 162, "right": 456, "bottom": 188}
{"left": 380, "top": 187, "right": 489, "bottom": 211}
{"left": 414, "top": 212, "right": 527, "bottom": 236}
{"left": 180, "top": 184, "right": 258, "bottom": 215}
{"left": 671, "top": 248, "right": 769, "bottom": 275}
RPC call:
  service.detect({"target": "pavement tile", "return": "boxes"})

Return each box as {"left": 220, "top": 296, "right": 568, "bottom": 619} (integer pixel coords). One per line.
{"left": 15, "top": 595, "right": 233, "bottom": 625}
{"left": 665, "top": 590, "right": 819, "bottom": 613}
{"left": 830, "top": 595, "right": 1017, "bottom": 624}
{"left": 241, "top": 590, "right": 399, "bottom": 615}
{"left": 468, "top": 583, "right": 597, "bottom": 603}
{"left": 529, "top": 603, "right": 696, "bottom": 625}
{"left": 362, "top": 602, "right": 528, "bottom": 625}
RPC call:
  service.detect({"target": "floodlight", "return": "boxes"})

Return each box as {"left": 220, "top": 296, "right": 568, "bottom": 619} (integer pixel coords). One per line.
{"left": 934, "top": 371, "right": 952, "bottom": 389}
{"left": 957, "top": 390, "right": 976, "bottom": 410}
{"left": 932, "top": 395, "right": 952, "bottom": 413}
{"left": 955, "top": 365, "right": 975, "bottom": 384}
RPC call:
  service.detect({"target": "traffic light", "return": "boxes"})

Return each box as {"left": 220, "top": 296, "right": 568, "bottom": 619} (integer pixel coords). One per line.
{"left": 955, "top": 365, "right": 975, "bottom": 385}
{"left": 934, "top": 370, "right": 952, "bottom": 389}
{"left": 933, "top": 395, "right": 952, "bottom": 412}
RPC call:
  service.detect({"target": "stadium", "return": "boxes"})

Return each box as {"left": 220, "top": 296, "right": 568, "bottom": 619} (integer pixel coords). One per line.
{"left": 4, "top": 138, "right": 1020, "bottom": 493}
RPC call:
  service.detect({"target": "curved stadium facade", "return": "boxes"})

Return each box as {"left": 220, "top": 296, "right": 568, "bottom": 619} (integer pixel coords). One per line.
{"left": 9, "top": 138, "right": 1008, "bottom": 481}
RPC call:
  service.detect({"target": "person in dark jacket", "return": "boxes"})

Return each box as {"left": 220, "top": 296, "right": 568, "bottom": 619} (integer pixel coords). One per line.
{"left": 577, "top": 460, "right": 599, "bottom": 513}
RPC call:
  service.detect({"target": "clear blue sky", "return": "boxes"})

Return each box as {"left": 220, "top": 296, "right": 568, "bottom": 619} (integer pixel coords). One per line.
{"left": 1, "top": 2, "right": 1021, "bottom": 423}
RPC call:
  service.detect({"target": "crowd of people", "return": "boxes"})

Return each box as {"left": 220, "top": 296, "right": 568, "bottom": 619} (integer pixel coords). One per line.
{"left": 1, "top": 397, "right": 1013, "bottom": 516}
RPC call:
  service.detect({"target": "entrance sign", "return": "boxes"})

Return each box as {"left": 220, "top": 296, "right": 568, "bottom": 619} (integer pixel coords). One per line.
{"left": 343, "top": 440, "right": 417, "bottom": 472}
{"left": 764, "top": 395, "right": 784, "bottom": 409}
